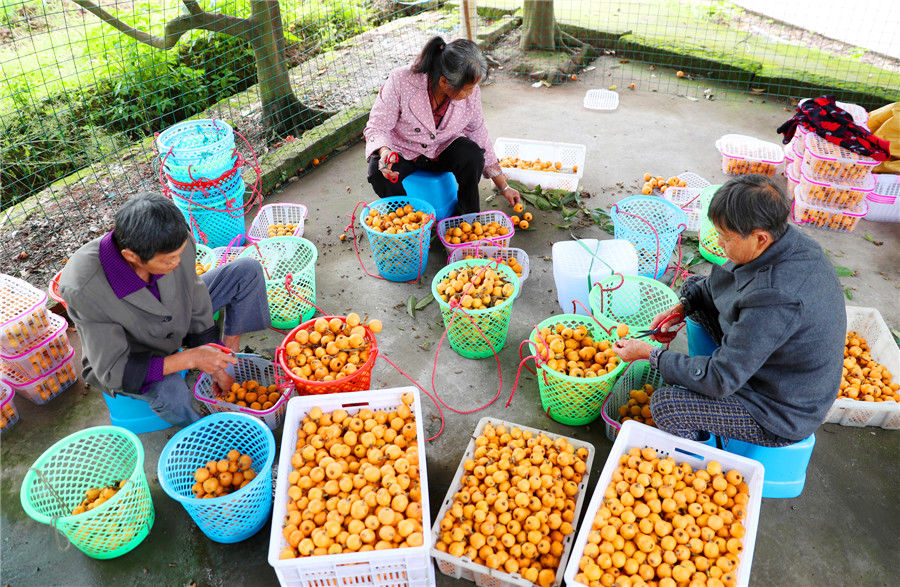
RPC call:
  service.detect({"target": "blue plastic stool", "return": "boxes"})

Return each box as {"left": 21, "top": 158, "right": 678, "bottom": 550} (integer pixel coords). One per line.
{"left": 103, "top": 394, "right": 172, "bottom": 434}
{"left": 401, "top": 170, "right": 458, "bottom": 221}
{"left": 686, "top": 317, "right": 718, "bottom": 357}
{"left": 701, "top": 433, "right": 816, "bottom": 498}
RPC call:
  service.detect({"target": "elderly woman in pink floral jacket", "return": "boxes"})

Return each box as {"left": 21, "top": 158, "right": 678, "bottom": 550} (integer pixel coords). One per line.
{"left": 364, "top": 36, "right": 521, "bottom": 214}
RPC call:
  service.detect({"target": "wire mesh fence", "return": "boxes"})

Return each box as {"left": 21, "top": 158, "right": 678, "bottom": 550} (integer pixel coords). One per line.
{"left": 1, "top": 0, "right": 898, "bottom": 288}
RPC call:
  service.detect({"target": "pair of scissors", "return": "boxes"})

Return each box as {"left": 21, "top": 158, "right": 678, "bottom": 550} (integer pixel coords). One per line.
{"left": 633, "top": 312, "right": 685, "bottom": 341}
{"left": 379, "top": 151, "right": 400, "bottom": 183}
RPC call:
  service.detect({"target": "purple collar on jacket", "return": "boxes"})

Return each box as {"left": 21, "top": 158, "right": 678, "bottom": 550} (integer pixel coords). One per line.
{"left": 98, "top": 231, "right": 162, "bottom": 301}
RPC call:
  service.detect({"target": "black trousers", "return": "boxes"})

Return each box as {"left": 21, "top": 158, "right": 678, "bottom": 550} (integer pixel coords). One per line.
{"left": 366, "top": 137, "right": 485, "bottom": 215}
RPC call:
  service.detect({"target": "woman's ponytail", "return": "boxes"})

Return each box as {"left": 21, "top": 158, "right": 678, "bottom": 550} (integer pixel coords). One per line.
{"left": 411, "top": 36, "right": 446, "bottom": 90}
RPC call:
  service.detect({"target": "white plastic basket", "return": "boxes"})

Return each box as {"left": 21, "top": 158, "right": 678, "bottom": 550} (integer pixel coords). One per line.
{"left": 563, "top": 420, "right": 765, "bottom": 587}
{"left": 1, "top": 274, "right": 51, "bottom": 355}
{"left": 785, "top": 156, "right": 800, "bottom": 196}
{"left": 583, "top": 89, "right": 619, "bottom": 111}
{"left": 437, "top": 210, "right": 515, "bottom": 254}
{"left": 430, "top": 417, "right": 596, "bottom": 587}
{"left": 662, "top": 186, "right": 703, "bottom": 232}
{"left": 798, "top": 163, "right": 875, "bottom": 208}
{"left": 676, "top": 172, "right": 711, "bottom": 190}
{"left": 268, "top": 387, "right": 432, "bottom": 587}
{"left": 192, "top": 354, "right": 292, "bottom": 430}
{"left": 715, "top": 134, "right": 784, "bottom": 177}
{"left": 803, "top": 133, "right": 877, "bottom": 182}
{"left": 1, "top": 348, "right": 77, "bottom": 405}
{"left": 825, "top": 306, "right": 900, "bottom": 429}
{"left": 494, "top": 138, "right": 586, "bottom": 191}
{"left": 448, "top": 243, "right": 530, "bottom": 284}
{"left": 248, "top": 203, "right": 308, "bottom": 240}
{"left": 866, "top": 174, "right": 900, "bottom": 223}
{"left": 0, "top": 381, "right": 19, "bottom": 433}
{"left": 792, "top": 185, "right": 867, "bottom": 233}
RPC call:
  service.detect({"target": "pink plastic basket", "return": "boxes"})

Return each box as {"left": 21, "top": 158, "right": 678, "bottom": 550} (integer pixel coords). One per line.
{"left": 866, "top": 174, "right": 900, "bottom": 223}
{"left": 792, "top": 185, "right": 867, "bottom": 233}
{"left": 1, "top": 348, "right": 78, "bottom": 405}
{"left": 785, "top": 157, "right": 800, "bottom": 196}
{"left": 0, "top": 313, "right": 71, "bottom": 379}
{"left": 1, "top": 274, "right": 51, "bottom": 354}
{"left": 799, "top": 163, "right": 875, "bottom": 208}
{"left": 803, "top": 133, "right": 877, "bottom": 182}
{"left": 437, "top": 210, "right": 515, "bottom": 254}
{"left": 715, "top": 134, "right": 784, "bottom": 176}
{"left": 1, "top": 381, "right": 19, "bottom": 433}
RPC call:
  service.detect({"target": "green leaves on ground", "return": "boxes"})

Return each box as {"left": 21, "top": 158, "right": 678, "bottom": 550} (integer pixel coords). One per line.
{"left": 834, "top": 266, "right": 857, "bottom": 277}
{"left": 405, "top": 293, "right": 433, "bottom": 319}
{"left": 863, "top": 233, "right": 884, "bottom": 246}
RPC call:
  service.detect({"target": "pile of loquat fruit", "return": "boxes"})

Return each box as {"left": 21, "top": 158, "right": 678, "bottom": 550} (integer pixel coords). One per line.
{"left": 282, "top": 314, "right": 382, "bottom": 383}
{"left": 533, "top": 323, "right": 621, "bottom": 379}
{"left": 510, "top": 203, "right": 533, "bottom": 231}
{"left": 435, "top": 265, "right": 516, "bottom": 309}
{"left": 618, "top": 384, "right": 656, "bottom": 429}
{"left": 838, "top": 331, "right": 899, "bottom": 402}
{"left": 365, "top": 204, "right": 431, "bottom": 234}
{"left": 435, "top": 422, "right": 590, "bottom": 587}
{"left": 641, "top": 174, "right": 688, "bottom": 195}
{"left": 442, "top": 220, "right": 510, "bottom": 245}
{"left": 573, "top": 448, "right": 750, "bottom": 587}
{"left": 218, "top": 380, "right": 284, "bottom": 411}
{"left": 195, "top": 261, "right": 211, "bottom": 275}
{"left": 191, "top": 449, "right": 258, "bottom": 499}
{"left": 499, "top": 157, "right": 577, "bottom": 174}
{"left": 268, "top": 222, "right": 299, "bottom": 238}
{"left": 71, "top": 480, "right": 128, "bottom": 515}
{"left": 277, "top": 393, "right": 424, "bottom": 558}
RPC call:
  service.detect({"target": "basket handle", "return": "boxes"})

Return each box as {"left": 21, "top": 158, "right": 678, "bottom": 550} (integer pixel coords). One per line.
{"left": 28, "top": 466, "right": 74, "bottom": 552}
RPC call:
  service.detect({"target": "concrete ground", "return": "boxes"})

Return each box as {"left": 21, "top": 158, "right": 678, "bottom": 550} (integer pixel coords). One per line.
{"left": 2, "top": 66, "right": 899, "bottom": 587}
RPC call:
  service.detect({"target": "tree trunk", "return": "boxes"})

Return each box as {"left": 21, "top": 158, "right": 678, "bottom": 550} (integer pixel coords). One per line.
{"left": 521, "top": 0, "right": 557, "bottom": 51}
{"left": 251, "top": 1, "right": 330, "bottom": 138}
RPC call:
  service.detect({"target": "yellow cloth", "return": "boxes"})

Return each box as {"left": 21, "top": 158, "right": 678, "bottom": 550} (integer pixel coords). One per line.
{"left": 867, "top": 102, "right": 900, "bottom": 173}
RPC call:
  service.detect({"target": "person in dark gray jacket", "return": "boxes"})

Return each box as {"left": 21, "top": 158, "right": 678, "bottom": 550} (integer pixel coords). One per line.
{"left": 59, "top": 192, "right": 270, "bottom": 425}
{"left": 613, "top": 175, "right": 846, "bottom": 446}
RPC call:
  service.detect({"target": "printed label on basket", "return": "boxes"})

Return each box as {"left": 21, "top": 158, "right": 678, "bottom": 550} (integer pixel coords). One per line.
{"left": 431, "top": 417, "right": 596, "bottom": 587}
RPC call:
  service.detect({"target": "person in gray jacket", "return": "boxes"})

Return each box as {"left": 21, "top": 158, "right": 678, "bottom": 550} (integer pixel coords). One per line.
{"left": 613, "top": 175, "right": 846, "bottom": 446}
{"left": 59, "top": 192, "right": 270, "bottom": 425}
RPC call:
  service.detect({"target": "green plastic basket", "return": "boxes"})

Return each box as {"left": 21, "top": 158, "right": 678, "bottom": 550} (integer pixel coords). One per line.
{"left": 588, "top": 275, "right": 680, "bottom": 348}
{"left": 528, "top": 314, "right": 627, "bottom": 426}
{"left": 20, "top": 426, "right": 154, "bottom": 559}
{"left": 698, "top": 214, "right": 728, "bottom": 265}
{"left": 237, "top": 236, "right": 318, "bottom": 330}
{"left": 432, "top": 259, "right": 520, "bottom": 359}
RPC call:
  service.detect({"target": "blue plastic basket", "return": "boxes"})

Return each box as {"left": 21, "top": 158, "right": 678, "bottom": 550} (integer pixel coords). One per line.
{"left": 360, "top": 196, "right": 435, "bottom": 282}
{"left": 610, "top": 196, "right": 687, "bottom": 280}
{"left": 157, "top": 119, "right": 235, "bottom": 166}
{"left": 163, "top": 153, "right": 238, "bottom": 184}
{"left": 157, "top": 412, "right": 275, "bottom": 543}
{"left": 176, "top": 182, "right": 246, "bottom": 248}
{"left": 167, "top": 166, "right": 244, "bottom": 203}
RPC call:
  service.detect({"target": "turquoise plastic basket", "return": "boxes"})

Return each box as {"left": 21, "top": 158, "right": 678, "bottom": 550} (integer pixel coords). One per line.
{"left": 20, "top": 426, "right": 154, "bottom": 559}
{"left": 175, "top": 182, "right": 246, "bottom": 248}
{"left": 156, "top": 119, "right": 236, "bottom": 181}
{"left": 610, "top": 196, "right": 687, "bottom": 280}
{"left": 157, "top": 412, "right": 275, "bottom": 543}
{"left": 361, "top": 196, "right": 436, "bottom": 282}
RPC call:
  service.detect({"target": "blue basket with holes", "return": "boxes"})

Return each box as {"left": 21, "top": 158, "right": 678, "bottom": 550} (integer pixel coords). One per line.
{"left": 157, "top": 412, "right": 275, "bottom": 543}
{"left": 175, "top": 182, "right": 246, "bottom": 249}
{"left": 610, "top": 196, "right": 687, "bottom": 280}
{"left": 157, "top": 119, "right": 236, "bottom": 181}
{"left": 360, "top": 196, "right": 435, "bottom": 282}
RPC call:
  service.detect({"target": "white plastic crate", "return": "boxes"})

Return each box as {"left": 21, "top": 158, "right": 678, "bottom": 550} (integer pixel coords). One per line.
{"left": 448, "top": 243, "right": 530, "bottom": 285}
{"left": 715, "top": 134, "right": 784, "bottom": 176}
{"left": 0, "top": 381, "right": 19, "bottom": 433}
{"left": 866, "top": 173, "right": 900, "bottom": 223}
{"left": 662, "top": 186, "right": 703, "bottom": 232}
{"left": 785, "top": 156, "right": 800, "bottom": 196}
{"left": 803, "top": 133, "right": 877, "bottom": 182}
{"left": 583, "top": 89, "right": 619, "bottom": 111}
{"left": 248, "top": 203, "right": 308, "bottom": 240}
{"left": 494, "top": 138, "right": 586, "bottom": 192}
{"left": 1, "top": 348, "right": 77, "bottom": 405}
{"left": 825, "top": 306, "right": 900, "bottom": 429}
{"left": 0, "top": 312, "right": 71, "bottom": 379}
{"left": 792, "top": 185, "right": 866, "bottom": 233}
{"left": 430, "top": 417, "right": 596, "bottom": 587}
{"left": 268, "top": 387, "right": 432, "bottom": 587}
{"left": 437, "top": 210, "right": 515, "bottom": 254}
{"left": 798, "top": 163, "right": 875, "bottom": 208}
{"left": 563, "top": 421, "right": 765, "bottom": 587}
{"left": 193, "top": 353, "right": 293, "bottom": 430}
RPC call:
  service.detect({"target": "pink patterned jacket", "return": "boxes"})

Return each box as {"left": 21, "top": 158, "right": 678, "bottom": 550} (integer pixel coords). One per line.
{"left": 364, "top": 65, "right": 499, "bottom": 169}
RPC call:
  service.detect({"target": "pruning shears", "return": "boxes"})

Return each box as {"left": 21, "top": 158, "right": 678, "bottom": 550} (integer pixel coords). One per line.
{"left": 379, "top": 150, "right": 400, "bottom": 183}
{"left": 633, "top": 312, "right": 685, "bottom": 342}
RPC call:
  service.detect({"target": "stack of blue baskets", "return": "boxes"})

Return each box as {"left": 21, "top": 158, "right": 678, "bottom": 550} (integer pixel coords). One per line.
{"left": 157, "top": 119, "right": 245, "bottom": 248}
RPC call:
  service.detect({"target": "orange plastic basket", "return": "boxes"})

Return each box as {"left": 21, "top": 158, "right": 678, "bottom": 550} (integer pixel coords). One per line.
{"left": 275, "top": 316, "right": 378, "bottom": 396}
